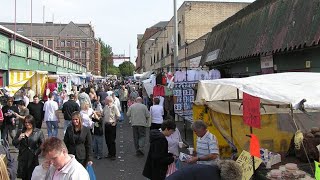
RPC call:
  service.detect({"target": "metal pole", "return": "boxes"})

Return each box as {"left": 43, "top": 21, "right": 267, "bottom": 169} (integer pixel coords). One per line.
{"left": 173, "top": 0, "right": 179, "bottom": 70}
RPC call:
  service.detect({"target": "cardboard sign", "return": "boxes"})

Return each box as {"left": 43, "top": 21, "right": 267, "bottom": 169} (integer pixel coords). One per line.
{"left": 243, "top": 93, "right": 261, "bottom": 128}
{"left": 236, "top": 150, "right": 262, "bottom": 180}
{"left": 315, "top": 161, "right": 320, "bottom": 180}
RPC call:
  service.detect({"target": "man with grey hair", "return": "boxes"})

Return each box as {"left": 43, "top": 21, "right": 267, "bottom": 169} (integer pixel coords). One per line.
{"left": 187, "top": 120, "right": 219, "bottom": 165}
{"left": 102, "top": 96, "right": 120, "bottom": 160}
{"left": 166, "top": 160, "right": 242, "bottom": 180}
{"left": 127, "top": 97, "right": 150, "bottom": 156}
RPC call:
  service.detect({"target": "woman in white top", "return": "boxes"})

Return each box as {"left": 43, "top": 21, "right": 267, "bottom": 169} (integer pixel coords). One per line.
{"left": 150, "top": 97, "right": 164, "bottom": 130}
{"left": 80, "top": 101, "right": 96, "bottom": 128}
{"left": 166, "top": 127, "right": 183, "bottom": 157}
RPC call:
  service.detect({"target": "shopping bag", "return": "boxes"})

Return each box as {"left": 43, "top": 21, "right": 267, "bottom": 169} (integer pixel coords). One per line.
{"left": 86, "top": 164, "right": 96, "bottom": 180}
{"left": 166, "top": 161, "right": 177, "bottom": 177}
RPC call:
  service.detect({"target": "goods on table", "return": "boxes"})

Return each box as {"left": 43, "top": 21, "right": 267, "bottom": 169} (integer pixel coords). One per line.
{"left": 266, "top": 163, "right": 314, "bottom": 180}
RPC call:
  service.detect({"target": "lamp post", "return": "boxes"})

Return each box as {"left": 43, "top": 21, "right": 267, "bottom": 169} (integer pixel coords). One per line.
{"left": 173, "top": 0, "right": 179, "bottom": 71}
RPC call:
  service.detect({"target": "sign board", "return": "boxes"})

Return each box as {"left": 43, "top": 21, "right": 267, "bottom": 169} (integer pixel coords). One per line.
{"left": 189, "top": 56, "right": 201, "bottom": 67}
{"left": 236, "top": 150, "right": 262, "bottom": 180}
{"left": 243, "top": 93, "right": 261, "bottom": 128}
{"left": 173, "top": 82, "right": 196, "bottom": 116}
{"left": 205, "top": 49, "right": 220, "bottom": 63}
{"left": 260, "top": 55, "right": 273, "bottom": 68}
{"left": 0, "top": 34, "right": 9, "bottom": 53}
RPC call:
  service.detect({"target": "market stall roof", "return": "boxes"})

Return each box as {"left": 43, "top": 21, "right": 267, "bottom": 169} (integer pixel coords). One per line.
{"left": 195, "top": 72, "right": 320, "bottom": 110}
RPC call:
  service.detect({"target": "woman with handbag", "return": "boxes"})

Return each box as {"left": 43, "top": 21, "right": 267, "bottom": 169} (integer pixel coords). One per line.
{"left": 64, "top": 111, "right": 93, "bottom": 167}
{"left": 13, "top": 115, "right": 45, "bottom": 180}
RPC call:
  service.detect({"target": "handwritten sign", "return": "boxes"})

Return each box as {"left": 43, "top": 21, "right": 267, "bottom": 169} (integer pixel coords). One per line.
{"left": 315, "top": 161, "right": 320, "bottom": 180}
{"left": 243, "top": 93, "right": 261, "bottom": 128}
{"left": 236, "top": 150, "right": 262, "bottom": 180}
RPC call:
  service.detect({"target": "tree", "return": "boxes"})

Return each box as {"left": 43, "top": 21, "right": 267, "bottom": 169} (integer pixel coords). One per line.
{"left": 118, "top": 61, "right": 135, "bottom": 77}
{"left": 98, "top": 38, "right": 113, "bottom": 76}
{"left": 107, "top": 65, "right": 120, "bottom": 76}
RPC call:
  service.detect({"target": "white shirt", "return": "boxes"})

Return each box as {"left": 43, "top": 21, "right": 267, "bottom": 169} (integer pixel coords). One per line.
{"left": 166, "top": 128, "right": 182, "bottom": 156}
{"left": 150, "top": 105, "right": 163, "bottom": 124}
{"left": 23, "top": 95, "right": 30, "bottom": 107}
{"left": 43, "top": 99, "right": 59, "bottom": 121}
{"left": 197, "top": 70, "right": 209, "bottom": 80}
{"left": 175, "top": 70, "right": 186, "bottom": 82}
{"left": 113, "top": 96, "right": 121, "bottom": 112}
{"left": 186, "top": 70, "right": 197, "bottom": 81}
{"left": 209, "top": 69, "right": 221, "bottom": 79}
{"left": 107, "top": 91, "right": 113, "bottom": 96}
{"left": 155, "top": 96, "right": 164, "bottom": 107}
{"left": 27, "top": 89, "right": 35, "bottom": 100}
{"left": 80, "top": 108, "right": 94, "bottom": 128}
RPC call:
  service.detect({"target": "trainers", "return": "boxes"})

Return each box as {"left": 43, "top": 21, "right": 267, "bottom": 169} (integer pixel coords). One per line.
{"left": 96, "top": 156, "right": 101, "bottom": 160}
{"left": 110, "top": 156, "right": 116, "bottom": 161}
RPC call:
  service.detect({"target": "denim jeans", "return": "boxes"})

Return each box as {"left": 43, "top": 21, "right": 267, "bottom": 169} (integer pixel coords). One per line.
{"left": 93, "top": 135, "right": 104, "bottom": 157}
{"left": 46, "top": 121, "right": 59, "bottom": 137}
{"left": 64, "top": 120, "right": 72, "bottom": 134}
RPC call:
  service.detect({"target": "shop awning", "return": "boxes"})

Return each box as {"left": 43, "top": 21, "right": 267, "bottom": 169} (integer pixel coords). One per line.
{"left": 7, "top": 70, "right": 48, "bottom": 96}
{"left": 7, "top": 70, "right": 35, "bottom": 96}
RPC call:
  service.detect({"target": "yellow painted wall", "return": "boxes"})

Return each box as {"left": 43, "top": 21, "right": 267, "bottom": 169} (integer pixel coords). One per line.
{"left": 193, "top": 105, "right": 293, "bottom": 158}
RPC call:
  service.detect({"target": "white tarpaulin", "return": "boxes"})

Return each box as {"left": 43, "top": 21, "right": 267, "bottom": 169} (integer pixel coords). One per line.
{"left": 195, "top": 72, "right": 320, "bottom": 110}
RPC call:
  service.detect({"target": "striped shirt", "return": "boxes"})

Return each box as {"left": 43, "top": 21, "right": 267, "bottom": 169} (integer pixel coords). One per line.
{"left": 196, "top": 131, "right": 219, "bottom": 165}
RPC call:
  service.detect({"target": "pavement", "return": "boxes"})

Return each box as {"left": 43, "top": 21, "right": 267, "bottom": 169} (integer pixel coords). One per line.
{"left": 9, "top": 111, "right": 195, "bottom": 180}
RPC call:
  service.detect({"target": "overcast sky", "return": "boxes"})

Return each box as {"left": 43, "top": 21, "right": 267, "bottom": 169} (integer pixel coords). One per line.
{"left": 0, "top": 0, "right": 254, "bottom": 67}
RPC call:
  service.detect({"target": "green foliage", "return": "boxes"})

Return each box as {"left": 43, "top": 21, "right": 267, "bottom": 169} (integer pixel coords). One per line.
{"left": 118, "top": 61, "right": 135, "bottom": 77}
{"left": 98, "top": 38, "right": 113, "bottom": 76}
{"left": 107, "top": 65, "right": 120, "bottom": 76}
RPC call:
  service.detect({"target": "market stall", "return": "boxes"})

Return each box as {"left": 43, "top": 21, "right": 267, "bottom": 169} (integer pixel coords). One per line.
{"left": 194, "top": 72, "right": 320, "bottom": 179}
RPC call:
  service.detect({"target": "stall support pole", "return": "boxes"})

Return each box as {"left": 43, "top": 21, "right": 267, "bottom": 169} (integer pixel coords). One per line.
{"left": 228, "top": 101, "right": 233, "bottom": 143}
{"left": 250, "top": 127, "right": 256, "bottom": 179}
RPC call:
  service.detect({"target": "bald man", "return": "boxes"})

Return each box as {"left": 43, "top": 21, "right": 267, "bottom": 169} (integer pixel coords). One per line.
{"left": 127, "top": 97, "right": 150, "bottom": 156}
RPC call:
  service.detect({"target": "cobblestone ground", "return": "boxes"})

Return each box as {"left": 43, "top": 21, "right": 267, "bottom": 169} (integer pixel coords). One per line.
{"left": 10, "top": 111, "right": 194, "bottom": 180}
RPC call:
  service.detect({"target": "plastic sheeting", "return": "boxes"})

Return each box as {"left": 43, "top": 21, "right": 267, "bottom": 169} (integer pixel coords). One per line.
{"left": 195, "top": 72, "right": 320, "bottom": 110}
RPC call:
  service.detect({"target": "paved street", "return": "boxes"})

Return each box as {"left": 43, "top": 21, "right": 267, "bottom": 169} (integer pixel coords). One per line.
{"left": 10, "top": 111, "right": 194, "bottom": 179}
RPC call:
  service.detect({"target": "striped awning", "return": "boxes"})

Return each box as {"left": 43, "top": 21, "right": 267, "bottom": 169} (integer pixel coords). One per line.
{"left": 7, "top": 70, "right": 48, "bottom": 96}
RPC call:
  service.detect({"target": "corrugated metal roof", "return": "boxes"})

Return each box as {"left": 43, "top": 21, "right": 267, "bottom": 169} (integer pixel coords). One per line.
{"left": 200, "top": 0, "right": 320, "bottom": 66}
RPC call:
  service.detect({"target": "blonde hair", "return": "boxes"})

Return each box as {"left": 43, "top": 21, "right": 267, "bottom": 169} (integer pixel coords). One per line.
{"left": 81, "top": 101, "right": 90, "bottom": 110}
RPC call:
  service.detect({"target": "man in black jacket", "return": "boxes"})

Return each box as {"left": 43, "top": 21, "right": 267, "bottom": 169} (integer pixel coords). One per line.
{"left": 143, "top": 120, "right": 175, "bottom": 180}
{"left": 62, "top": 94, "right": 80, "bottom": 134}
{"left": 1, "top": 97, "right": 19, "bottom": 148}
{"left": 27, "top": 95, "right": 44, "bottom": 129}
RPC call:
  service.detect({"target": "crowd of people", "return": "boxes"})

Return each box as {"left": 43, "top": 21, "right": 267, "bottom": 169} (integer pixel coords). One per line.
{"left": 0, "top": 79, "right": 242, "bottom": 180}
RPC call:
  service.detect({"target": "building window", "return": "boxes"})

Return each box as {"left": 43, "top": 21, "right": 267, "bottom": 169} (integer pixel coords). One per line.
{"left": 151, "top": 57, "right": 152, "bottom": 65}
{"left": 66, "top": 51, "right": 71, "bottom": 58}
{"left": 161, "top": 48, "right": 164, "bottom": 59}
{"left": 47, "top": 40, "right": 53, "bottom": 48}
{"left": 75, "top": 41, "right": 80, "bottom": 47}
{"left": 75, "top": 51, "right": 79, "bottom": 58}
{"left": 81, "top": 51, "right": 86, "bottom": 59}
{"left": 178, "top": 33, "right": 181, "bottom": 47}
{"left": 60, "top": 41, "right": 65, "bottom": 47}
{"left": 66, "top": 41, "right": 71, "bottom": 47}
{"left": 81, "top": 41, "right": 86, "bottom": 48}
{"left": 61, "top": 51, "right": 65, "bottom": 56}
{"left": 166, "top": 43, "right": 169, "bottom": 55}
{"left": 17, "top": 27, "right": 23, "bottom": 33}
{"left": 39, "top": 40, "right": 44, "bottom": 45}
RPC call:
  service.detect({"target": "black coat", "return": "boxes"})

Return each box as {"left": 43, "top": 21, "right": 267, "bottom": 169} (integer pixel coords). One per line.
{"left": 27, "top": 102, "right": 44, "bottom": 123}
{"left": 143, "top": 129, "right": 174, "bottom": 180}
{"left": 64, "top": 125, "right": 93, "bottom": 164}
{"left": 12, "top": 128, "right": 44, "bottom": 179}
{"left": 62, "top": 100, "right": 80, "bottom": 120}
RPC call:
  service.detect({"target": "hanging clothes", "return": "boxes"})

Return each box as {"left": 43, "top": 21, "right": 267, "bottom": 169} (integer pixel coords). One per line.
{"left": 153, "top": 85, "right": 165, "bottom": 97}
